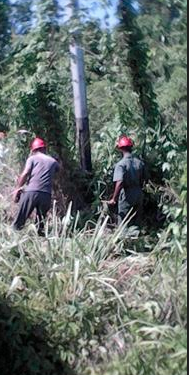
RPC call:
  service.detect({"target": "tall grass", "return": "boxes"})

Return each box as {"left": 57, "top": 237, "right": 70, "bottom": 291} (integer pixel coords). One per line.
{"left": 0, "top": 200, "right": 187, "bottom": 375}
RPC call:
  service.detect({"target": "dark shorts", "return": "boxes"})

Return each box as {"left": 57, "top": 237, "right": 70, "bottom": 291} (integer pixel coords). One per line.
{"left": 13, "top": 191, "right": 51, "bottom": 232}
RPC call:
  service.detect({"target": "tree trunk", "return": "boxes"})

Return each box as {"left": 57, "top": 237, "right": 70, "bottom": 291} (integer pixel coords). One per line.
{"left": 68, "top": 0, "right": 92, "bottom": 172}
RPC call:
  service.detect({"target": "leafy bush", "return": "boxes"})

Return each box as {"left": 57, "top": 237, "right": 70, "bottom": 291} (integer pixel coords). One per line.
{"left": 0, "top": 298, "right": 74, "bottom": 375}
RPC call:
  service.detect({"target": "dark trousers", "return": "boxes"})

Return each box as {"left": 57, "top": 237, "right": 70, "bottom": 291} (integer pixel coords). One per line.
{"left": 118, "top": 187, "right": 143, "bottom": 226}
{"left": 13, "top": 191, "right": 51, "bottom": 234}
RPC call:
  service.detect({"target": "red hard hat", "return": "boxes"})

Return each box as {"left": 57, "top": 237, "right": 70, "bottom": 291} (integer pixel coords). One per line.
{"left": 117, "top": 136, "right": 134, "bottom": 149}
{"left": 30, "top": 138, "right": 46, "bottom": 151}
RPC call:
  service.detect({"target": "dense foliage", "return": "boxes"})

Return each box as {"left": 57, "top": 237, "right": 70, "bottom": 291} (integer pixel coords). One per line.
{"left": 0, "top": 0, "right": 187, "bottom": 374}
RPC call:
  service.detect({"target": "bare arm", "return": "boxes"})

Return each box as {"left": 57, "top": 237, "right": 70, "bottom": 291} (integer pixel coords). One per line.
{"left": 15, "top": 156, "right": 33, "bottom": 191}
{"left": 16, "top": 170, "right": 30, "bottom": 189}
{"left": 13, "top": 163, "right": 31, "bottom": 202}
{"left": 107, "top": 180, "right": 123, "bottom": 205}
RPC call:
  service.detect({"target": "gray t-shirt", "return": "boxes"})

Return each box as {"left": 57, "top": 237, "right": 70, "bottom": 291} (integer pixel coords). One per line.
{"left": 24, "top": 152, "right": 59, "bottom": 194}
{"left": 113, "top": 153, "right": 147, "bottom": 189}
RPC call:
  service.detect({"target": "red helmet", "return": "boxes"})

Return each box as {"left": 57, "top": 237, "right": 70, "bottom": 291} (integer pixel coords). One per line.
{"left": 117, "top": 136, "right": 134, "bottom": 149}
{"left": 30, "top": 138, "right": 46, "bottom": 151}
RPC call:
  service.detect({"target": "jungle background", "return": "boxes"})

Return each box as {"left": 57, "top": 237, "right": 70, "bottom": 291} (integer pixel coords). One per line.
{"left": 0, "top": 0, "right": 187, "bottom": 374}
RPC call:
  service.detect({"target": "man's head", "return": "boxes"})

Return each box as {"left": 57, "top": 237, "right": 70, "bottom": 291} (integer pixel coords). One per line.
{"left": 117, "top": 135, "right": 134, "bottom": 153}
{"left": 30, "top": 138, "right": 47, "bottom": 153}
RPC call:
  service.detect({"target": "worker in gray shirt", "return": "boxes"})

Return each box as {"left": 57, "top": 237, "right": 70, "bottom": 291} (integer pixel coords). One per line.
{"left": 13, "top": 138, "right": 59, "bottom": 236}
{"left": 107, "top": 135, "right": 148, "bottom": 227}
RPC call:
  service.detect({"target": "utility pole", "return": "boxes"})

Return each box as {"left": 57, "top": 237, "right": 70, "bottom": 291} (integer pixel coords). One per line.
{"left": 68, "top": 0, "right": 92, "bottom": 172}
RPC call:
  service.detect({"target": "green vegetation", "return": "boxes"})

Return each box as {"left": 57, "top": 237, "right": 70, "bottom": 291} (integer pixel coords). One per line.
{"left": 0, "top": 0, "right": 187, "bottom": 374}
{"left": 0, "top": 199, "right": 187, "bottom": 374}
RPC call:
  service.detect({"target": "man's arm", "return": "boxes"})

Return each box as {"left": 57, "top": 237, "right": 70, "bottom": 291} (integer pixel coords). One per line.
{"left": 17, "top": 170, "right": 30, "bottom": 189}
{"left": 107, "top": 163, "right": 124, "bottom": 205}
{"left": 107, "top": 180, "right": 123, "bottom": 205}
{"left": 13, "top": 170, "right": 30, "bottom": 203}
{"left": 13, "top": 158, "right": 33, "bottom": 202}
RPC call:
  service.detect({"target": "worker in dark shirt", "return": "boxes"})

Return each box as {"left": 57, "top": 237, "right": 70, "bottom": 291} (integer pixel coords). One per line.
{"left": 13, "top": 138, "right": 59, "bottom": 236}
{"left": 107, "top": 135, "right": 148, "bottom": 227}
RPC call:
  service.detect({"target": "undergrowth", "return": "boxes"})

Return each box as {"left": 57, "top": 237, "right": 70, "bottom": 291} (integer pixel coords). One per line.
{"left": 0, "top": 133, "right": 187, "bottom": 374}
{"left": 0, "top": 200, "right": 187, "bottom": 374}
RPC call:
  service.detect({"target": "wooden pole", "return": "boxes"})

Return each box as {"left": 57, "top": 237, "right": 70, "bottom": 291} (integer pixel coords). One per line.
{"left": 68, "top": 0, "right": 92, "bottom": 172}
